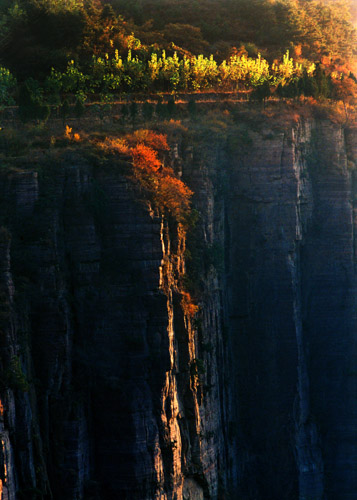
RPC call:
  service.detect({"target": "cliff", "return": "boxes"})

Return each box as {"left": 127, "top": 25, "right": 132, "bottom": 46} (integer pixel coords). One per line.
{"left": 224, "top": 119, "right": 357, "bottom": 499}
{"left": 0, "top": 113, "right": 355, "bottom": 500}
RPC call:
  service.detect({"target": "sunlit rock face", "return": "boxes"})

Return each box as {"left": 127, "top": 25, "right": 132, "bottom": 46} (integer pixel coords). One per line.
{"left": 0, "top": 117, "right": 355, "bottom": 500}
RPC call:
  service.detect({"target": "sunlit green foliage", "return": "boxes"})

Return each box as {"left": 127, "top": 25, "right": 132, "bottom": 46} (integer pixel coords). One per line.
{"left": 39, "top": 49, "right": 330, "bottom": 97}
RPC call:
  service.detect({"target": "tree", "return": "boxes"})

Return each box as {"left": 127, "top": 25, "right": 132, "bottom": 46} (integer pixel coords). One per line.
{"left": 74, "top": 95, "right": 86, "bottom": 122}
{"left": 331, "top": 73, "right": 357, "bottom": 121}
{"left": 60, "top": 98, "right": 70, "bottom": 125}
{"left": 121, "top": 103, "right": 128, "bottom": 121}
{"left": 294, "top": 0, "right": 356, "bottom": 63}
{"left": 18, "top": 79, "right": 50, "bottom": 123}
{"left": 81, "top": 1, "right": 127, "bottom": 60}
{"left": 250, "top": 80, "right": 270, "bottom": 106}
{"left": 0, "top": 0, "right": 85, "bottom": 79}
{"left": 162, "top": 23, "right": 209, "bottom": 54}
{"left": 298, "top": 70, "right": 318, "bottom": 97}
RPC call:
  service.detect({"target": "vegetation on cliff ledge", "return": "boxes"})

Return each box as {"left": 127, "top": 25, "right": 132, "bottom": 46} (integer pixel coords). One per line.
{"left": 99, "top": 129, "right": 193, "bottom": 221}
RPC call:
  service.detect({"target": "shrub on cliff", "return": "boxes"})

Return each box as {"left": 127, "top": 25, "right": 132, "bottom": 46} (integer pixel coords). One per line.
{"left": 99, "top": 129, "right": 193, "bottom": 221}
{"left": 98, "top": 128, "right": 198, "bottom": 320}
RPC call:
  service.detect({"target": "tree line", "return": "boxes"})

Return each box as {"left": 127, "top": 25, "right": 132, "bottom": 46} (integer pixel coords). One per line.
{"left": 0, "top": 0, "right": 356, "bottom": 116}
{"left": 1, "top": 48, "right": 356, "bottom": 113}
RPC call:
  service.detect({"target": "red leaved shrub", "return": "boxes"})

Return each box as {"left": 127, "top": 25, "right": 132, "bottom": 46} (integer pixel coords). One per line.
{"left": 101, "top": 129, "right": 193, "bottom": 221}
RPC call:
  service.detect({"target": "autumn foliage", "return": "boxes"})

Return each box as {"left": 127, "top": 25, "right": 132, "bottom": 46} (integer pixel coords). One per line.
{"left": 181, "top": 291, "right": 199, "bottom": 317}
{"left": 100, "top": 129, "right": 198, "bottom": 317}
{"left": 65, "top": 125, "right": 81, "bottom": 142}
{"left": 131, "top": 130, "right": 170, "bottom": 151}
{"left": 100, "top": 129, "right": 193, "bottom": 221}
{"left": 131, "top": 143, "right": 162, "bottom": 172}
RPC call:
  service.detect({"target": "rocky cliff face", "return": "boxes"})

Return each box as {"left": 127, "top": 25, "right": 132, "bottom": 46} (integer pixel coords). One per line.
{"left": 0, "top": 150, "right": 230, "bottom": 500}
{"left": 0, "top": 116, "right": 355, "bottom": 500}
{"left": 224, "top": 119, "right": 357, "bottom": 500}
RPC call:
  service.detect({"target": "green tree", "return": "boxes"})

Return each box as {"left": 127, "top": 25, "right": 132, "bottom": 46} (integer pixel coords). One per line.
{"left": 18, "top": 79, "right": 50, "bottom": 122}
{"left": 74, "top": 95, "right": 86, "bottom": 122}
{"left": 250, "top": 80, "right": 270, "bottom": 106}
{"left": 60, "top": 98, "right": 70, "bottom": 125}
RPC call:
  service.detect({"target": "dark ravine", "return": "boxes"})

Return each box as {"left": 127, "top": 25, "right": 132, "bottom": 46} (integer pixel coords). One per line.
{"left": 0, "top": 117, "right": 355, "bottom": 500}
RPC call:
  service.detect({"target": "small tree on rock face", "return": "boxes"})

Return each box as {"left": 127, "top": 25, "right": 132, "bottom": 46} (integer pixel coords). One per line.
{"left": 100, "top": 130, "right": 192, "bottom": 221}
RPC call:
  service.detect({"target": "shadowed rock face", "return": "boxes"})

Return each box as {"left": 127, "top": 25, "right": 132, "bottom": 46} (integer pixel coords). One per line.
{"left": 225, "top": 120, "right": 357, "bottom": 500}
{"left": 0, "top": 155, "right": 229, "bottom": 500}
{"left": 0, "top": 118, "right": 355, "bottom": 500}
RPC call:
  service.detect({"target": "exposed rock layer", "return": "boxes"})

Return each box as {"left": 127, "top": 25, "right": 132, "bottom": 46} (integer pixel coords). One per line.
{"left": 0, "top": 117, "right": 355, "bottom": 499}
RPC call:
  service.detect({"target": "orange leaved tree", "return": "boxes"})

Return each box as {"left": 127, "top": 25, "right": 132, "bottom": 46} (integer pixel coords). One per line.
{"left": 100, "top": 129, "right": 193, "bottom": 222}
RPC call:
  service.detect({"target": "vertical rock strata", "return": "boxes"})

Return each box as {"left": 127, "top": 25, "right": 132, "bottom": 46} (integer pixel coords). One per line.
{"left": 301, "top": 123, "right": 357, "bottom": 500}
{"left": 225, "top": 120, "right": 357, "bottom": 499}
{"left": 0, "top": 154, "right": 228, "bottom": 499}
{"left": 0, "top": 117, "right": 355, "bottom": 499}
{"left": 0, "top": 229, "right": 17, "bottom": 500}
